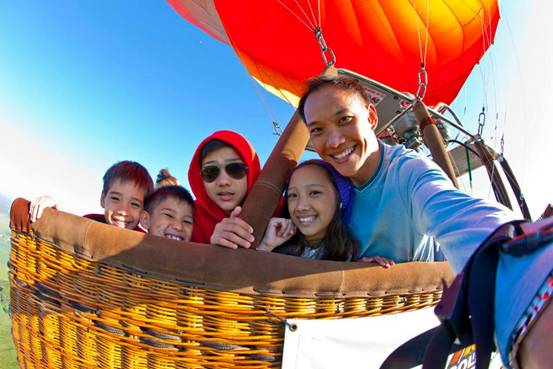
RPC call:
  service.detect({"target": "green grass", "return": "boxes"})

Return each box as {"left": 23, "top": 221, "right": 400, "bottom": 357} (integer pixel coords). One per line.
{"left": 0, "top": 281, "right": 18, "bottom": 369}
{"left": 0, "top": 215, "right": 18, "bottom": 369}
{"left": 0, "top": 238, "right": 10, "bottom": 283}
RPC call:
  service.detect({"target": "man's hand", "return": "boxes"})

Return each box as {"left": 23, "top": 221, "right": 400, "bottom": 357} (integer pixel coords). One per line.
{"left": 10, "top": 198, "right": 32, "bottom": 233}
{"left": 210, "top": 206, "right": 255, "bottom": 249}
{"left": 360, "top": 255, "right": 396, "bottom": 268}
{"left": 257, "top": 217, "right": 296, "bottom": 252}
{"left": 30, "top": 195, "right": 57, "bottom": 223}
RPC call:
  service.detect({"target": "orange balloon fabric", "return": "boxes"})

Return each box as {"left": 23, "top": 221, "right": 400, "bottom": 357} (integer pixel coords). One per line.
{"left": 168, "top": 0, "right": 499, "bottom": 106}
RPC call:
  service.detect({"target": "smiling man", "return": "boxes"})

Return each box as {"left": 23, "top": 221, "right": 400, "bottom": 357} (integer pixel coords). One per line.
{"left": 297, "top": 75, "right": 552, "bottom": 369}
{"left": 298, "top": 76, "right": 516, "bottom": 268}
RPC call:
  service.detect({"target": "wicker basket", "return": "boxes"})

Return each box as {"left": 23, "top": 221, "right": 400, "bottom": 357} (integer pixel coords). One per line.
{"left": 9, "top": 208, "right": 453, "bottom": 368}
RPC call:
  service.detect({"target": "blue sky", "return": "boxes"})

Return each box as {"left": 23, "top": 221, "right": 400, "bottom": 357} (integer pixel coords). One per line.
{"left": 0, "top": 1, "right": 551, "bottom": 218}
{"left": 0, "top": 2, "right": 293, "bottom": 164}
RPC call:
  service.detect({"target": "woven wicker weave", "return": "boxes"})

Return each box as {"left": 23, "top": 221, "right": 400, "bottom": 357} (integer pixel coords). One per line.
{"left": 9, "top": 209, "right": 453, "bottom": 368}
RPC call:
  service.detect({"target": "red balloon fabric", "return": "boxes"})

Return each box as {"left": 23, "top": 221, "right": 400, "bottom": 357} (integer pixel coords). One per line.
{"left": 168, "top": 0, "right": 499, "bottom": 106}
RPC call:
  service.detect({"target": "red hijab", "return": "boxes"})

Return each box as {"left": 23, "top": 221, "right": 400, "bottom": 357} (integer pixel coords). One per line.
{"left": 188, "top": 130, "right": 261, "bottom": 243}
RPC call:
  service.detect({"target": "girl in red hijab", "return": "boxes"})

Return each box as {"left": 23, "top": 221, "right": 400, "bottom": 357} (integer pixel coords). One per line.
{"left": 188, "top": 130, "right": 261, "bottom": 246}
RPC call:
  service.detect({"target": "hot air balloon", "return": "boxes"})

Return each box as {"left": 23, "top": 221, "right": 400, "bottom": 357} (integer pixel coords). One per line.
{"left": 7, "top": 2, "right": 546, "bottom": 369}
{"left": 168, "top": 0, "right": 500, "bottom": 106}
{"left": 167, "top": 0, "right": 527, "bottom": 224}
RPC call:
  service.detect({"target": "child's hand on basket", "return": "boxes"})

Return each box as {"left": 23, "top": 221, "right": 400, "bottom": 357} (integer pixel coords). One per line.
{"left": 257, "top": 217, "right": 296, "bottom": 252}
{"left": 29, "top": 195, "right": 57, "bottom": 222}
{"left": 210, "top": 206, "right": 255, "bottom": 249}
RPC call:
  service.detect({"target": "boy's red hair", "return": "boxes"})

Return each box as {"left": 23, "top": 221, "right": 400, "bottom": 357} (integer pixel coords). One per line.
{"left": 102, "top": 161, "right": 154, "bottom": 197}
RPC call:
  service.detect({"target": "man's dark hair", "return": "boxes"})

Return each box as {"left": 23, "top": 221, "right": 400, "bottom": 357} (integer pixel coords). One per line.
{"left": 144, "top": 185, "right": 194, "bottom": 214}
{"left": 297, "top": 75, "right": 372, "bottom": 122}
{"left": 102, "top": 160, "right": 154, "bottom": 197}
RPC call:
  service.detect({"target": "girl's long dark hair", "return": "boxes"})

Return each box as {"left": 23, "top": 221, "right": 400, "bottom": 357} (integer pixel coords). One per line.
{"left": 283, "top": 163, "right": 359, "bottom": 261}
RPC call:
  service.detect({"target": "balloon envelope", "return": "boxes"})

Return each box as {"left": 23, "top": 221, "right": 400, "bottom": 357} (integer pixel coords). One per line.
{"left": 168, "top": 0, "right": 499, "bottom": 106}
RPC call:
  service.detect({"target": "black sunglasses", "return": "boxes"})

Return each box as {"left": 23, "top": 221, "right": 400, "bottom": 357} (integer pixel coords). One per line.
{"left": 200, "top": 162, "right": 248, "bottom": 183}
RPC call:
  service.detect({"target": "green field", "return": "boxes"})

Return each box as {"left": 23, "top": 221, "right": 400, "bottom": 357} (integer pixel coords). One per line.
{"left": 0, "top": 210, "right": 19, "bottom": 369}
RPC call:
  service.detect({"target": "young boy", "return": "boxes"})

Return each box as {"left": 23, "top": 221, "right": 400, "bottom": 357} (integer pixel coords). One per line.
{"left": 85, "top": 160, "right": 153, "bottom": 230}
{"left": 29, "top": 160, "right": 154, "bottom": 231}
{"left": 140, "top": 185, "right": 194, "bottom": 241}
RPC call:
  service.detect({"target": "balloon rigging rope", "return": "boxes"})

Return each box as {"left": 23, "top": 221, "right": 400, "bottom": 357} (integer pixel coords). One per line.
{"left": 293, "top": 0, "right": 317, "bottom": 29}
{"left": 477, "top": 60, "right": 489, "bottom": 112}
{"left": 317, "top": 0, "right": 321, "bottom": 29}
{"left": 484, "top": 2, "right": 501, "bottom": 155}
{"left": 501, "top": 17, "right": 528, "bottom": 170}
{"left": 480, "top": 3, "right": 521, "bottom": 197}
{"left": 411, "top": 0, "right": 422, "bottom": 63}
{"left": 423, "top": 0, "right": 430, "bottom": 66}
{"left": 476, "top": 5, "right": 491, "bottom": 125}
{"left": 276, "top": 0, "right": 317, "bottom": 32}
{"left": 304, "top": 0, "right": 319, "bottom": 30}
{"left": 476, "top": 2, "right": 500, "bottom": 152}
{"left": 248, "top": 72, "right": 279, "bottom": 124}
{"left": 410, "top": 0, "right": 430, "bottom": 67}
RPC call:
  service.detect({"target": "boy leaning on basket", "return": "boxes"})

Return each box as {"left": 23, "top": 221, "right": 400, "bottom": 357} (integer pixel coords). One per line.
{"left": 20, "top": 160, "right": 154, "bottom": 232}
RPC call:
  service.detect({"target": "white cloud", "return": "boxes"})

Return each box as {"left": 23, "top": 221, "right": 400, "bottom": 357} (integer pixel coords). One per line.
{"left": 0, "top": 119, "right": 103, "bottom": 216}
{"left": 500, "top": 0, "right": 553, "bottom": 217}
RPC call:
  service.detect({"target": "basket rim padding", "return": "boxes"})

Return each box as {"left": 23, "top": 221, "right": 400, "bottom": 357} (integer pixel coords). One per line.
{"left": 30, "top": 208, "right": 454, "bottom": 297}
